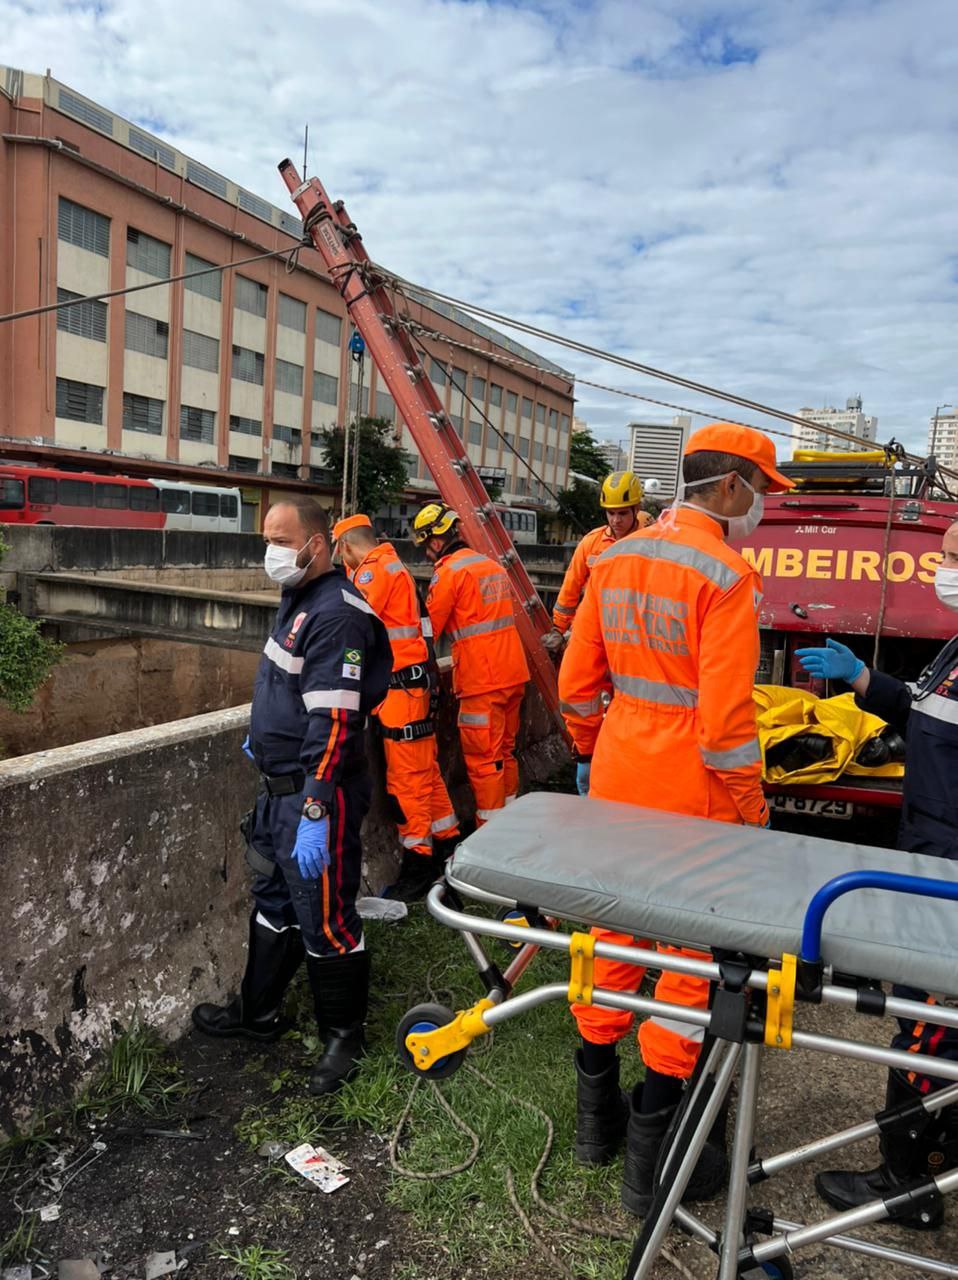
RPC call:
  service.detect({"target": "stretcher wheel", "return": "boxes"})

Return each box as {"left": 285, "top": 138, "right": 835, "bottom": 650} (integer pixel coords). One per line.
{"left": 396, "top": 1003, "right": 465, "bottom": 1079}
{"left": 495, "top": 906, "right": 530, "bottom": 950}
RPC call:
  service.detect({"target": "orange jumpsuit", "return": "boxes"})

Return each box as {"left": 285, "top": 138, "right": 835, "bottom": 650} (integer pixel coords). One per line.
{"left": 351, "top": 542, "right": 459, "bottom": 856}
{"left": 426, "top": 546, "right": 530, "bottom": 824}
{"left": 552, "top": 517, "right": 652, "bottom": 634}
{"left": 558, "top": 506, "right": 768, "bottom": 1078}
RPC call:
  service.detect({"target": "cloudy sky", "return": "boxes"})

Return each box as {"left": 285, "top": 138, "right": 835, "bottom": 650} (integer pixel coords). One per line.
{"left": 4, "top": 0, "right": 957, "bottom": 454}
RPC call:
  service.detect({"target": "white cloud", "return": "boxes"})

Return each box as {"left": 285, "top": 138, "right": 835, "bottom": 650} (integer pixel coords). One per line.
{"left": 3, "top": 0, "right": 956, "bottom": 455}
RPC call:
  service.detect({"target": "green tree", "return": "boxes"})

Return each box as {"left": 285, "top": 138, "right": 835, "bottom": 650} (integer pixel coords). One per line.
{"left": 319, "top": 416, "right": 410, "bottom": 516}
{"left": 0, "top": 533, "right": 63, "bottom": 713}
{"left": 569, "top": 427, "right": 609, "bottom": 482}
{"left": 556, "top": 476, "right": 603, "bottom": 536}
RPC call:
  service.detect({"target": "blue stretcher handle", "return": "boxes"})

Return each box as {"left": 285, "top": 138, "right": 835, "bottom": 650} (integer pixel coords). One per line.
{"left": 801, "top": 870, "right": 958, "bottom": 964}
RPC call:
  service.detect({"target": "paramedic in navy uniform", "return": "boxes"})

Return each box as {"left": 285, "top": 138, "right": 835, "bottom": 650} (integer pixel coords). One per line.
{"left": 797, "top": 520, "right": 958, "bottom": 1228}
{"left": 193, "top": 496, "right": 391, "bottom": 1096}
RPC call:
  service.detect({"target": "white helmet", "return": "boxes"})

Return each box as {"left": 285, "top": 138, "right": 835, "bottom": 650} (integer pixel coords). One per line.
{"left": 644, "top": 477, "right": 663, "bottom": 494}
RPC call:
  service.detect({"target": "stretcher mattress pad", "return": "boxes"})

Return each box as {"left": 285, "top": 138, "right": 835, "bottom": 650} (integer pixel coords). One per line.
{"left": 448, "top": 793, "right": 958, "bottom": 993}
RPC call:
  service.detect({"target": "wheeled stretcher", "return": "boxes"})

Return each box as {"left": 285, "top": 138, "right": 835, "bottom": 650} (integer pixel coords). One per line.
{"left": 396, "top": 792, "right": 958, "bottom": 1279}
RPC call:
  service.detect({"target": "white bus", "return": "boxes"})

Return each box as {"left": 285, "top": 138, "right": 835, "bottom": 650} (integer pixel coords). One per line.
{"left": 150, "top": 479, "right": 242, "bottom": 532}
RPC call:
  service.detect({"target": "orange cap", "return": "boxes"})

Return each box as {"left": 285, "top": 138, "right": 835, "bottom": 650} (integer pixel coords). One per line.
{"left": 332, "top": 513, "right": 373, "bottom": 540}
{"left": 684, "top": 423, "right": 792, "bottom": 493}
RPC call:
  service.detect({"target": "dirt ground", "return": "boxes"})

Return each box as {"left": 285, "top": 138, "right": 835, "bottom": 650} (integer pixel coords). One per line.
{"left": 3, "top": 997, "right": 957, "bottom": 1280}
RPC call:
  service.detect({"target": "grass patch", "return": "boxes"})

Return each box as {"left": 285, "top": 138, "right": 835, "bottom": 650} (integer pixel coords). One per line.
{"left": 236, "top": 906, "right": 648, "bottom": 1278}
{"left": 215, "top": 1242, "right": 295, "bottom": 1280}
{"left": 81, "top": 1017, "right": 187, "bottom": 1117}
{"left": 0, "top": 1213, "right": 35, "bottom": 1267}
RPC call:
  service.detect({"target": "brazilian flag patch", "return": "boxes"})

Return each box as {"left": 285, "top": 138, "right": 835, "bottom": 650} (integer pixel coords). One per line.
{"left": 344, "top": 648, "right": 362, "bottom": 664}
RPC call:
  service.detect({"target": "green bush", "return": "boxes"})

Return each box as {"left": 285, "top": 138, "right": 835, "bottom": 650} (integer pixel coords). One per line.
{"left": 0, "top": 532, "right": 63, "bottom": 712}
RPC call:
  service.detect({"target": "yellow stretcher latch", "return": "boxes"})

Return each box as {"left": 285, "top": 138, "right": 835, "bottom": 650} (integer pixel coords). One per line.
{"left": 405, "top": 998, "right": 495, "bottom": 1072}
{"left": 765, "top": 952, "right": 797, "bottom": 1049}
{"left": 568, "top": 931, "right": 596, "bottom": 1007}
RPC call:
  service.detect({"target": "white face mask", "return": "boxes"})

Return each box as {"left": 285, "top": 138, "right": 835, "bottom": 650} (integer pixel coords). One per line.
{"left": 681, "top": 470, "right": 765, "bottom": 539}
{"left": 934, "top": 565, "right": 958, "bottom": 611}
{"left": 264, "top": 539, "right": 315, "bottom": 587}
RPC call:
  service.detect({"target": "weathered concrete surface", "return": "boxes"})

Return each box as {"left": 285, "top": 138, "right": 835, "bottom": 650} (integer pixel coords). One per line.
{"left": 0, "top": 680, "right": 567, "bottom": 1132}
{"left": 0, "top": 635, "right": 260, "bottom": 758}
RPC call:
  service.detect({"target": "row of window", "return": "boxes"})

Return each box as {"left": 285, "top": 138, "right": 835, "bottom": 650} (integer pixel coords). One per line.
{"left": 428, "top": 358, "right": 569, "bottom": 437}
{"left": 21, "top": 473, "right": 237, "bottom": 518}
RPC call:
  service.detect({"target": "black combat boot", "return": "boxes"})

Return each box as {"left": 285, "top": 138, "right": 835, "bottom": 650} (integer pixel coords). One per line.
{"left": 306, "top": 948, "right": 371, "bottom": 1095}
{"left": 816, "top": 1070, "right": 958, "bottom": 1230}
{"left": 574, "top": 1049, "right": 629, "bottom": 1165}
{"left": 192, "top": 912, "right": 304, "bottom": 1041}
{"left": 382, "top": 848, "right": 440, "bottom": 903}
{"left": 621, "top": 1083, "right": 729, "bottom": 1216}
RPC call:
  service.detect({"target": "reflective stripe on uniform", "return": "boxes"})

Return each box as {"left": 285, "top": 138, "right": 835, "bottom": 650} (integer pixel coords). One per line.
{"left": 560, "top": 695, "right": 604, "bottom": 718}
{"left": 459, "top": 710, "right": 490, "bottom": 726}
{"left": 449, "top": 552, "right": 488, "bottom": 571}
{"left": 386, "top": 560, "right": 404, "bottom": 574}
{"left": 449, "top": 615, "right": 514, "bottom": 643}
{"left": 553, "top": 603, "right": 577, "bottom": 616}
{"left": 264, "top": 636, "right": 304, "bottom": 674}
{"left": 700, "top": 738, "right": 761, "bottom": 769}
{"left": 421, "top": 616, "right": 434, "bottom": 638}
{"left": 342, "top": 589, "right": 376, "bottom": 615}
{"left": 303, "top": 688, "right": 362, "bottom": 711}
{"left": 387, "top": 624, "right": 420, "bottom": 640}
{"left": 601, "top": 537, "right": 741, "bottom": 591}
{"left": 611, "top": 671, "right": 699, "bottom": 707}
{"left": 402, "top": 833, "right": 432, "bottom": 849}
{"left": 648, "top": 1016, "right": 706, "bottom": 1043}
{"left": 913, "top": 692, "right": 958, "bottom": 727}
{"left": 431, "top": 813, "right": 459, "bottom": 834}
{"left": 476, "top": 807, "right": 501, "bottom": 820}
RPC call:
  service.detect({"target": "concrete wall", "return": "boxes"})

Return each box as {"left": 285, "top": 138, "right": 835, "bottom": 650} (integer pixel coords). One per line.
{"left": 0, "top": 684, "right": 567, "bottom": 1133}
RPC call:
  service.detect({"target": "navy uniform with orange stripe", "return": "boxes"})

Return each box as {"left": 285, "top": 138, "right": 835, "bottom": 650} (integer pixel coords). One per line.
{"left": 247, "top": 567, "right": 391, "bottom": 955}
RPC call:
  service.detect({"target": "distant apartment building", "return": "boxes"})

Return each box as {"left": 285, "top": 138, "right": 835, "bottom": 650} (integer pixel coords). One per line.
{"left": 598, "top": 439, "right": 628, "bottom": 475}
{"left": 928, "top": 408, "right": 958, "bottom": 481}
{"left": 0, "top": 67, "right": 573, "bottom": 528}
{"left": 792, "top": 398, "right": 878, "bottom": 454}
{"left": 628, "top": 415, "right": 692, "bottom": 501}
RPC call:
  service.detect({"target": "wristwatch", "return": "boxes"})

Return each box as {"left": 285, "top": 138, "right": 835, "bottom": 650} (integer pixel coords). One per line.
{"left": 303, "top": 800, "right": 328, "bottom": 821}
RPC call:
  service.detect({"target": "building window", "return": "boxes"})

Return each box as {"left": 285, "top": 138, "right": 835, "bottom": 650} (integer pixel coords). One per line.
{"left": 311, "top": 431, "right": 324, "bottom": 448}
{"left": 316, "top": 308, "right": 342, "bottom": 346}
{"left": 472, "top": 376, "right": 486, "bottom": 401}
{"left": 234, "top": 275, "right": 268, "bottom": 317}
{"left": 182, "top": 329, "right": 219, "bottom": 372}
{"left": 312, "top": 371, "right": 338, "bottom": 405}
{"left": 375, "top": 390, "right": 395, "bottom": 421}
{"left": 532, "top": 441, "right": 543, "bottom": 461}
{"left": 490, "top": 384, "right": 502, "bottom": 408}
{"left": 560, "top": 414, "right": 570, "bottom": 434}
{"left": 232, "top": 345, "right": 265, "bottom": 385}
{"left": 549, "top": 408, "right": 558, "bottom": 430}
{"left": 521, "top": 397, "right": 533, "bottom": 420}
{"left": 518, "top": 437, "right": 530, "bottom": 459}
{"left": 229, "top": 454, "right": 260, "bottom": 474}
{"left": 56, "top": 288, "right": 107, "bottom": 342}
{"left": 507, "top": 391, "right": 518, "bottom": 414}
{"left": 56, "top": 377, "right": 103, "bottom": 424}
{"left": 180, "top": 404, "right": 215, "bottom": 443}
{"left": 557, "top": 448, "right": 568, "bottom": 467}
{"left": 123, "top": 392, "right": 164, "bottom": 435}
{"left": 504, "top": 431, "right": 515, "bottom": 446}
{"left": 275, "top": 358, "right": 304, "bottom": 396}
{"left": 468, "top": 421, "right": 483, "bottom": 446}
{"left": 57, "top": 197, "right": 110, "bottom": 257}
{"left": 535, "top": 403, "right": 546, "bottom": 425}
{"left": 272, "top": 424, "right": 302, "bottom": 447}
{"left": 125, "top": 310, "right": 169, "bottom": 359}
{"left": 452, "top": 367, "right": 467, "bottom": 392}
{"left": 278, "top": 293, "right": 306, "bottom": 332}
{"left": 546, "top": 445, "right": 556, "bottom": 464}
{"left": 126, "top": 228, "right": 171, "bottom": 278}
{"left": 185, "top": 252, "right": 221, "bottom": 301}
{"left": 271, "top": 461, "right": 300, "bottom": 478}
{"left": 429, "top": 359, "right": 447, "bottom": 387}
{"left": 229, "top": 415, "right": 262, "bottom": 437}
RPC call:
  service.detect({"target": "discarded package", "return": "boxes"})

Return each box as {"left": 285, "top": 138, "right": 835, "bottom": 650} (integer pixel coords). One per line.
{"left": 39, "top": 1203, "right": 61, "bottom": 1222}
{"left": 58, "top": 1263, "right": 100, "bottom": 1280}
{"left": 284, "top": 1142, "right": 350, "bottom": 1192}
{"left": 356, "top": 896, "right": 407, "bottom": 922}
{"left": 144, "top": 1252, "right": 180, "bottom": 1280}
{"left": 256, "top": 1139, "right": 289, "bottom": 1161}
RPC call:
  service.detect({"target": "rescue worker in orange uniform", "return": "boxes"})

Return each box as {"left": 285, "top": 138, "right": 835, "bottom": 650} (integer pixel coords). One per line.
{"left": 558, "top": 424, "right": 790, "bottom": 1215}
{"left": 543, "top": 471, "right": 652, "bottom": 653}
{"left": 333, "top": 514, "right": 460, "bottom": 901}
{"left": 413, "top": 503, "right": 529, "bottom": 825}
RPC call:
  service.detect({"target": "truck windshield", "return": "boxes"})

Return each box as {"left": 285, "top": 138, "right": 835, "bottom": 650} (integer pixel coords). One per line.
{"left": 0, "top": 478, "right": 25, "bottom": 509}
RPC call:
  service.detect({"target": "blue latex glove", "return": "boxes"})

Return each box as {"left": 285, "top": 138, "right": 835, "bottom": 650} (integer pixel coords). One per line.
{"left": 795, "top": 638, "right": 865, "bottom": 683}
{"left": 241, "top": 735, "right": 254, "bottom": 761}
{"left": 292, "top": 816, "right": 330, "bottom": 880}
{"left": 576, "top": 761, "right": 591, "bottom": 796}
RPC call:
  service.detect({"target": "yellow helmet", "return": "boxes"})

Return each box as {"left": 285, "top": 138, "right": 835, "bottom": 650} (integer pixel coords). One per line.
{"left": 412, "top": 502, "right": 460, "bottom": 545}
{"left": 600, "top": 470, "right": 643, "bottom": 509}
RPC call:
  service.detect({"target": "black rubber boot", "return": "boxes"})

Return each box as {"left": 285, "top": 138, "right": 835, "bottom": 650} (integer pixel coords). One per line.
{"left": 382, "top": 849, "right": 439, "bottom": 903}
{"left": 816, "top": 1070, "right": 958, "bottom": 1230}
{"left": 192, "top": 912, "right": 304, "bottom": 1041}
{"left": 574, "top": 1050, "right": 628, "bottom": 1165}
{"left": 306, "top": 949, "right": 371, "bottom": 1096}
{"left": 621, "top": 1084, "right": 729, "bottom": 1216}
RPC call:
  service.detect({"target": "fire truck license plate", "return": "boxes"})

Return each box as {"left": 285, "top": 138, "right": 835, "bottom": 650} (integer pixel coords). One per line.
{"left": 771, "top": 796, "right": 852, "bottom": 819}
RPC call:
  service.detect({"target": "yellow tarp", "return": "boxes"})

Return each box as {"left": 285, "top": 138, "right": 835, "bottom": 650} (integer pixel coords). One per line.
{"left": 753, "top": 685, "right": 904, "bottom": 785}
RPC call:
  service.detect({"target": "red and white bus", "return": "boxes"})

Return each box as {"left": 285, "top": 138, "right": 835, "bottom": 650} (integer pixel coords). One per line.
{"left": 0, "top": 464, "right": 242, "bottom": 533}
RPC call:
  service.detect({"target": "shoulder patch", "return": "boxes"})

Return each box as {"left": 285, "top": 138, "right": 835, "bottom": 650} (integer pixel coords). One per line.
{"left": 429, "top": 572, "right": 440, "bottom": 587}
{"left": 357, "top": 570, "right": 374, "bottom": 585}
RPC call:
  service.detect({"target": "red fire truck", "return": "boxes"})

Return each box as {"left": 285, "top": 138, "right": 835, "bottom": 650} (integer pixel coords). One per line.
{"left": 729, "top": 451, "right": 956, "bottom": 828}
